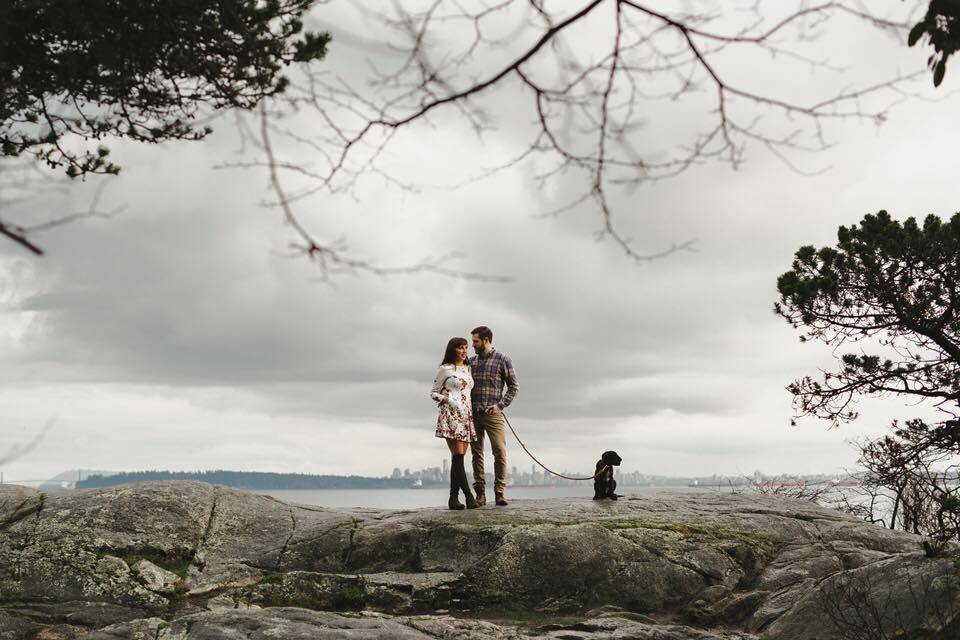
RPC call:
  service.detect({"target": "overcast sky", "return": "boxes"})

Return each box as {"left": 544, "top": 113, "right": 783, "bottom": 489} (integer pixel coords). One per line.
{"left": 1, "top": 1, "right": 956, "bottom": 482}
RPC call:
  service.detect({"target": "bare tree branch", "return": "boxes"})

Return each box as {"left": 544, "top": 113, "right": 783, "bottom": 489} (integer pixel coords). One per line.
{"left": 0, "top": 421, "right": 54, "bottom": 467}
{"left": 257, "top": 105, "right": 512, "bottom": 281}
{"left": 244, "top": 0, "right": 928, "bottom": 268}
{"left": 0, "top": 159, "right": 121, "bottom": 255}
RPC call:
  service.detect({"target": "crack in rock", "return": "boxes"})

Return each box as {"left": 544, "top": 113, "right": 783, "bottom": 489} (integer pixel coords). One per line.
{"left": 192, "top": 489, "right": 221, "bottom": 574}
{"left": 280, "top": 519, "right": 355, "bottom": 554}
{"left": 0, "top": 494, "right": 44, "bottom": 532}
{"left": 635, "top": 539, "right": 724, "bottom": 585}
{"left": 276, "top": 507, "right": 297, "bottom": 569}
{"left": 341, "top": 518, "right": 362, "bottom": 570}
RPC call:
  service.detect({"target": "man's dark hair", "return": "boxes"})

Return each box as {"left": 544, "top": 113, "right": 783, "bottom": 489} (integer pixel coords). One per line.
{"left": 471, "top": 326, "right": 493, "bottom": 343}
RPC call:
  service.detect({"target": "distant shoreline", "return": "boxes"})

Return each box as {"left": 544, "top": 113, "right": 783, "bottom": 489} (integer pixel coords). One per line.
{"left": 75, "top": 470, "right": 425, "bottom": 490}
{"left": 53, "top": 469, "right": 858, "bottom": 491}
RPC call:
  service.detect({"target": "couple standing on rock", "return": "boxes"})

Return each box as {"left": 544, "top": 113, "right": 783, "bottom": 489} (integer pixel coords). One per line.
{"left": 430, "top": 325, "right": 519, "bottom": 510}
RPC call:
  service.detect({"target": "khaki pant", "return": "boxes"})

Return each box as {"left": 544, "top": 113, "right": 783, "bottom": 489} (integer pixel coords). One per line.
{"left": 471, "top": 411, "right": 507, "bottom": 494}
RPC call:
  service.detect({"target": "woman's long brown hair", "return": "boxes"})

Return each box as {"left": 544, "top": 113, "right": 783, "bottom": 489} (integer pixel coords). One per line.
{"left": 440, "top": 337, "right": 469, "bottom": 365}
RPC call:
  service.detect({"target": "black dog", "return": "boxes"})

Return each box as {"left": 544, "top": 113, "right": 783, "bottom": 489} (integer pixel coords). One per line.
{"left": 592, "top": 450, "right": 622, "bottom": 500}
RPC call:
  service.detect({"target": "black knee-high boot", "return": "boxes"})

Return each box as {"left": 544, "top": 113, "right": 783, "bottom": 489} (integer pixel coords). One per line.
{"left": 448, "top": 458, "right": 465, "bottom": 510}
{"left": 452, "top": 454, "right": 479, "bottom": 509}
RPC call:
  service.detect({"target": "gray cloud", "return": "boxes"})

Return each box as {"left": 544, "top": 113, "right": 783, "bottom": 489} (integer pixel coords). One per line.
{"left": 0, "top": 2, "right": 957, "bottom": 480}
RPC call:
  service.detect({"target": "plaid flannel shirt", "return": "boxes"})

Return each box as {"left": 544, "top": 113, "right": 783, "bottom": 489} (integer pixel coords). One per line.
{"left": 468, "top": 348, "right": 518, "bottom": 414}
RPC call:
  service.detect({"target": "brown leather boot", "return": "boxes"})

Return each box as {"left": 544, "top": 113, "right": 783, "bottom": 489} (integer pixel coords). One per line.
{"left": 495, "top": 492, "right": 508, "bottom": 506}
{"left": 474, "top": 487, "right": 486, "bottom": 506}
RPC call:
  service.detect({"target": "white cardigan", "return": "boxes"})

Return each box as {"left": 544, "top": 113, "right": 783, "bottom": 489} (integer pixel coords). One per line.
{"left": 430, "top": 364, "right": 474, "bottom": 412}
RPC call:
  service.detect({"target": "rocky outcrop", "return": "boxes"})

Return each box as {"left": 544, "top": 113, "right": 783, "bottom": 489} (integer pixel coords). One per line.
{"left": 82, "top": 608, "right": 763, "bottom": 640}
{"left": 0, "top": 481, "right": 957, "bottom": 639}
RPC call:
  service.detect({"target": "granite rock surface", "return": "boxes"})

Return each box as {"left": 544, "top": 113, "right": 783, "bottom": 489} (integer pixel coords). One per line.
{"left": 1, "top": 481, "right": 957, "bottom": 639}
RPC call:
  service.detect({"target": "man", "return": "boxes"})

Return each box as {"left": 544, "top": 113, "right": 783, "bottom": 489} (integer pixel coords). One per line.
{"left": 467, "top": 325, "right": 519, "bottom": 506}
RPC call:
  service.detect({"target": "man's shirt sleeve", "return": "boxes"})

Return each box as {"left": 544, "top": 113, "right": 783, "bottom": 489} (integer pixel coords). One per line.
{"left": 498, "top": 355, "right": 519, "bottom": 409}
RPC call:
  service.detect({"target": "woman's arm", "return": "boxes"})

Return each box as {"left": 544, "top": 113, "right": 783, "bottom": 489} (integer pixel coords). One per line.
{"left": 430, "top": 367, "right": 449, "bottom": 403}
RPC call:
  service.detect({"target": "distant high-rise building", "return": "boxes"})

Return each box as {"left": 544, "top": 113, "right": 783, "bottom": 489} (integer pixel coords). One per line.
{"left": 442, "top": 459, "right": 448, "bottom": 476}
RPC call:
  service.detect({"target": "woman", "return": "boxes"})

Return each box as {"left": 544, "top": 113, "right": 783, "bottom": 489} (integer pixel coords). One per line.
{"left": 431, "top": 337, "right": 479, "bottom": 509}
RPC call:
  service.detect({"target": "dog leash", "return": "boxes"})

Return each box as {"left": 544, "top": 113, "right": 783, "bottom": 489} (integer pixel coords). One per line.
{"left": 502, "top": 412, "right": 609, "bottom": 481}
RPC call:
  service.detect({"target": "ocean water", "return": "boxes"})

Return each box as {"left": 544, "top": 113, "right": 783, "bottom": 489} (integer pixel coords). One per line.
{"left": 252, "top": 485, "right": 701, "bottom": 509}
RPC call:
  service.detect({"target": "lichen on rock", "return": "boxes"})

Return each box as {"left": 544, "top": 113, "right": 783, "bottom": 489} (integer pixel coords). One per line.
{"left": 1, "top": 481, "right": 958, "bottom": 639}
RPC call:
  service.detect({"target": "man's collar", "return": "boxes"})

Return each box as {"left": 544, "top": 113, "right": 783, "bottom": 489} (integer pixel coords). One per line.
{"left": 478, "top": 347, "right": 496, "bottom": 359}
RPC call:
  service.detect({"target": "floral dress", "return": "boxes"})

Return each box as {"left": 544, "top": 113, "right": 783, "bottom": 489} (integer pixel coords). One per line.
{"left": 430, "top": 364, "right": 476, "bottom": 442}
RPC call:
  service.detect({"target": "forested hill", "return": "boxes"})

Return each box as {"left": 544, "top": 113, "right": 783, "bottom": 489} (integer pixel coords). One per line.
{"left": 75, "top": 470, "right": 426, "bottom": 490}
